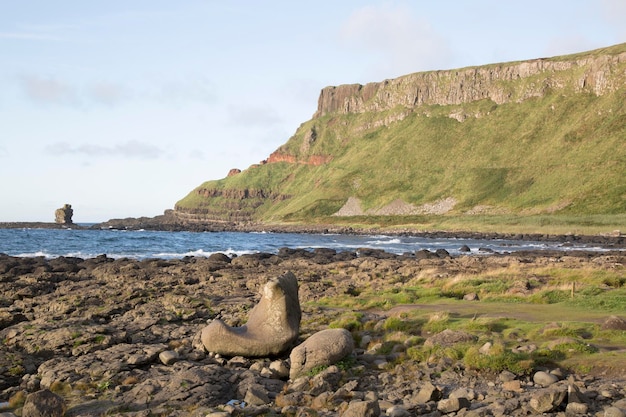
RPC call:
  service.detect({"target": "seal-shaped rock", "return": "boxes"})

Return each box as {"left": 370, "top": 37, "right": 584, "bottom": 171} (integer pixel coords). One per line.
{"left": 201, "top": 271, "right": 301, "bottom": 357}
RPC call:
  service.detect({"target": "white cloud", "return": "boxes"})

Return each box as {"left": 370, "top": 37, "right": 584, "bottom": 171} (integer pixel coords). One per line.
{"left": 339, "top": 3, "right": 452, "bottom": 77}
{"left": 17, "top": 73, "right": 216, "bottom": 108}
{"left": 44, "top": 140, "right": 165, "bottom": 159}
{"left": 18, "top": 74, "right": 77, "bottom": 105}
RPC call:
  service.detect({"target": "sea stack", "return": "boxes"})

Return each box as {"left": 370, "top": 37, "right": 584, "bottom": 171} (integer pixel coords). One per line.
{"left": 55, "top": 204, "right": 73, "bottom": 225}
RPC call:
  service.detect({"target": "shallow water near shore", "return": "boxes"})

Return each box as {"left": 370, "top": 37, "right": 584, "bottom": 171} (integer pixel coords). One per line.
{"left": 0, "top": 227, "right": 614, "bottom": 259}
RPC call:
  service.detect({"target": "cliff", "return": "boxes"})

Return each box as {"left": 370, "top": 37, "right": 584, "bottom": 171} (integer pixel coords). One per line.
{"left": 174, "top": 43, "right": 626, "bottom": 225}
{"left": 314, "top": 50, "right": 625, "bottom": 117}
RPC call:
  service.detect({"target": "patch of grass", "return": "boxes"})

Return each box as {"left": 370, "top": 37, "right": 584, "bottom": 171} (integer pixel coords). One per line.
{"left": 382, "top": 316, "right": 423, "bottom": 333}
{"left": 97, "top": 380, "right": 111, "bottom": 392}
{"left": 329, "top": 312, "right": 364, "bottom": 332}
{"left": 464, "top": 344, "right": 534, "bottom": 375}
{"left": 407, "top": 342, "right": 471, "bottom": 363}
{"left": 545, "top": 340, "right": 598, "bottom": 356}
{"left": 422, "top": 311, "right": 452, "bottom": 333}
{"left": 8, "top": 390, "right": 27, "bottom": 409}
{"left": 566, "top": 288, "right": 626, "bottom": 312}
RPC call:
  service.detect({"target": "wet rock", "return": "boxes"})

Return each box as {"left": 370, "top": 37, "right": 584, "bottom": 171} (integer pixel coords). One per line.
{"left": 207, "top": 252, "right": 232, "bottom": 263}
{"left": 201, "top": 272, "right": 301, "bottom": 357}
{"left": 289, "top": 328, "right": 354, "bottom": 379}
{"left": 415, "top": 249, "right": 436, "bottom": 260}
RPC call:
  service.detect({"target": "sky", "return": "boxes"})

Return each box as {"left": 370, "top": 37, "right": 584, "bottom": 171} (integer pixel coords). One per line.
{"left": 1, "top": 1, "right": 624, "bottom": 222}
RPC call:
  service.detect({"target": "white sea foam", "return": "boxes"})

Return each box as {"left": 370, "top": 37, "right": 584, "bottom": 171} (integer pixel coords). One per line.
{"left": 368, "top": 238, "right": 402, "bottom": 245}
{"left": 152, "top": 248, "right": 256, "bottom": 259}
{"left": 16, "top": 251, "right": 50, "bottom": 258}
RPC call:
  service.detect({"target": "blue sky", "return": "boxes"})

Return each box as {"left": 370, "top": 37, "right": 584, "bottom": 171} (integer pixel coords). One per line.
{"left": 1, "top": 1, "right": 624, "bottom": 222}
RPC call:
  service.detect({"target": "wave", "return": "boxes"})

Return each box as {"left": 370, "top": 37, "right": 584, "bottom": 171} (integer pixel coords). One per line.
{"left": 16, "top": 250, "right": 50, "bottom": 258}
{"left": 152, "top": 248, "right": 257, "bottom": 259}
{"left": 367, "top": 237, "right": 402, "bottom": 245}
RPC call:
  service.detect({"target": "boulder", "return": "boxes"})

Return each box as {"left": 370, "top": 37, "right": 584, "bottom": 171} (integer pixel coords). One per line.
{"left": 22, "top": 389, "right": 66, "bottom": 417}
{"left": 414, "top": 381, "right": 443, "bottom": 404}
{"left": 424, "top": 329, "right": 477, "bottom": 348}
{"left": 601, "top": 315, "right": 626, "bottom": 330}
{"left": 529, "top": 387, "right": 567, "bottom": 413}
{"left": 201, "top": 272, "right": 301, "bottom": 357}
{"left": 533, "top": 370, "right": 559, "bottom": 387}
{"left": 437, "top": 397, "right": 471, "bottom": 413}
{"left": 340, "top": 400, "right": 380, "bottom": 417}
{"left": 289, "top": 328, "right": 354, "bottom": 379}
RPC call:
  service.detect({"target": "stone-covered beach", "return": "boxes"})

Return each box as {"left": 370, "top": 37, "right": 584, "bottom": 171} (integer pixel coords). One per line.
{"left": 1, "top": 248, "right": 625, "bottom": 416}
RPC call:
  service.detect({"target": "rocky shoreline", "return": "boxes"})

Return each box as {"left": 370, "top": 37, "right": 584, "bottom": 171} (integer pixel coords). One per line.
{"left": 1, "top": 247, "right": 625, "bottom": 416}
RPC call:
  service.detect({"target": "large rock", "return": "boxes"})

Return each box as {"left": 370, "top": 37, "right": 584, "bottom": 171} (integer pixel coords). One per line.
{"left": 289, "top": 328, "right": 354, "bottom": 379}
{"left": 424, "top": 329, "right": 477, "bottom": 348}
{"left": 601, "top": 315, "right": 626, "bottom": 330}
{"left": 340, "top": 400, "right": 380, "bottom": 417}
{"left": 54, "top": 203, "right": 73, "bottom": 224}
{"left": 22, "top": 389, "right": 66, "bottom": 417}
{"left": 201, "top": 272, "right": 301, "bottom": 357}
{"left": 529, "top": 387, "right": 567, "bottom": 413}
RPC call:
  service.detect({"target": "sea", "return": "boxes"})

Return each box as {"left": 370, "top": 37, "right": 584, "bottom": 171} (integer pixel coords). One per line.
{"left": 0, "top": 226, "right": 614, "bottom": 260}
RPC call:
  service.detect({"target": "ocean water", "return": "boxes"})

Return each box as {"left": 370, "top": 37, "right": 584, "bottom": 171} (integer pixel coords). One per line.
{"left": 0, "top": 227, "right": 610, "bottom": 260}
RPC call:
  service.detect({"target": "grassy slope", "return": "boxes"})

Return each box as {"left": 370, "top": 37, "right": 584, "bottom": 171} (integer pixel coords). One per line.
{"left": 176, "top": 44, "right": 626, "bottom": 233}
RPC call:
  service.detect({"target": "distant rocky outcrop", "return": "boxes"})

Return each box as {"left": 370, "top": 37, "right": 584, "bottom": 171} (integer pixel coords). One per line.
{"left": 54, "top": 204, "right": 73, "bottom": 225}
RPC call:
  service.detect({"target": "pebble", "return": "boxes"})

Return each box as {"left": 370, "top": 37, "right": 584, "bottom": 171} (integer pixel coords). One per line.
{"left": 158, "top": 350, "right": 179, "bottom": 365}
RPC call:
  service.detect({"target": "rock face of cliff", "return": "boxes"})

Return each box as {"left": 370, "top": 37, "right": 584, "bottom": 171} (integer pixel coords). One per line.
{"left": 314, "top": 51, "right": 625, "bottom": 117}
{"left": 174, "top": 44, "right": 626, "bottom": 224}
